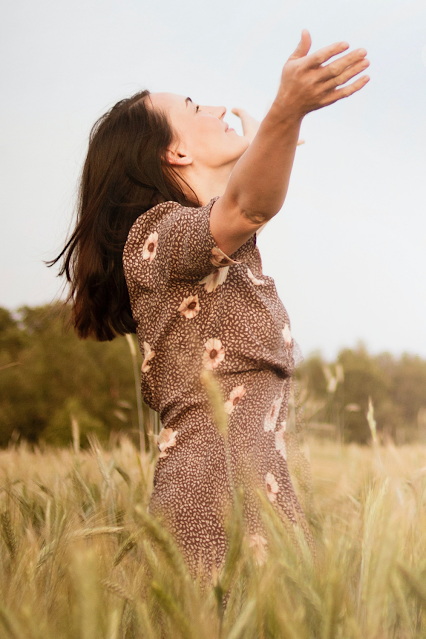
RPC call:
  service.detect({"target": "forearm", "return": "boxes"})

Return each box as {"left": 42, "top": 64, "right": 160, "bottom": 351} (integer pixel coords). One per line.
{"left": 225, "top": 103, "right": 302, "bottom": 224}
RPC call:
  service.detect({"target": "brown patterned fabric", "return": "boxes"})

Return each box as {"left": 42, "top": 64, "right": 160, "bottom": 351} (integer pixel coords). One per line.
{"left": 123, "top": 197, "right": 314, "bottom": 576}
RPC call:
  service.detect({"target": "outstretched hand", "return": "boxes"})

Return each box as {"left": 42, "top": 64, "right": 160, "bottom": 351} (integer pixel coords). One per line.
{"left": 276, "top": 29, "right": 370, "bottom": 119}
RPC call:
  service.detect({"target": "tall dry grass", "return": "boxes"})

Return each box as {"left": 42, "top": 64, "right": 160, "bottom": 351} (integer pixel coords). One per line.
{"left": 1, "top": 433, "right": 426, "bottom": 638}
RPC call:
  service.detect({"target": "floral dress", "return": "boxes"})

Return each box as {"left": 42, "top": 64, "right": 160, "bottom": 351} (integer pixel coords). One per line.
{"left": 123, "top": 197, "right": 313, "bottom": 576}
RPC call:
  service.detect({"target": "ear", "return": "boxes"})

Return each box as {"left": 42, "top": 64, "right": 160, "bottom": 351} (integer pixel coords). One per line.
{"left": 165, "top": 148, "right": 193, "bottom": 167}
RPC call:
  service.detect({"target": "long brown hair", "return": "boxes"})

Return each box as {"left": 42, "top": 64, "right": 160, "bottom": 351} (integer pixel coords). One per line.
{"left": 50, "top": 89, "right": 199, "bottom": 341}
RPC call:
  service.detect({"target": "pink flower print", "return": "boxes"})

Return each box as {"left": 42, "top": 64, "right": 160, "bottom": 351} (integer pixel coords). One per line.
{"left": 282, "top": 323, "right": 292, "bottom": 347}
{"left": 142, "top": 231, "right": 158, "bottom": 262}
{"left": 275, "top": 422, "right": 287, "bottom": 460}
{"left": 248, "top": 533, "right": 268, "bottom": 566}
{"left": 247, "top": 267, "right": 264, "bottom": 286}
{"left": 210, "top": 247, "right": 239, "bottom": 268}
{"left": 224, "top": 385, "right": 246, "bottom": 415}
{"left": 157, "top": 428, "right": 178, "bottom": 459}
{"left": 265, "top": 472, "right": 279, "bottom": 503}
{"left": 202, "top": 338, "right": 225, "bottom": 370}
{"left": 141, "top": 341, "right": 155, "bottom": 373}
{"left": 200, "top": 266, "right": 229, "bottom": 292}
{"left": 264, "top": 395, "right": 283, "bottom": 432}
{"left": 178, "top": 294, "right": 200, "bottom": 319}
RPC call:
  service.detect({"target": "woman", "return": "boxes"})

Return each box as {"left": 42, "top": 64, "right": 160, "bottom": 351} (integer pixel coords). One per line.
{"left": 54, "top": 30, "right": 369, "bottom": 577}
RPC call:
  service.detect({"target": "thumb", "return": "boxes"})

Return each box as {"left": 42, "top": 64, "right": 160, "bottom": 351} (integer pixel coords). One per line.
{"left": 290, "top": 29, "right": 311, "bottom": 59}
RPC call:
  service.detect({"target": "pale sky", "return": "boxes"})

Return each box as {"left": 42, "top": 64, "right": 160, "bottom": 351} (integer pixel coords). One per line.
{"left": 1, "top": 0, "right": 425, "bottom": 359}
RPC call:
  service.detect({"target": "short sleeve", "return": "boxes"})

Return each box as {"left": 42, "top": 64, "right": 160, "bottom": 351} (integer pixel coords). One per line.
{"left": 156, "top": 197, "right": 239, "bottom": 282}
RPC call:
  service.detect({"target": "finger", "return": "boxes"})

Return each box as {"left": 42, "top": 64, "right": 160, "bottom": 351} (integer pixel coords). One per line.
{"left": 320, "top": 48, "right": 367, "bottom": 81}
{"left": 323, "top": 58, "right": 370, "bottom": 91}
{"left": 289, "top": 29, "right": 311, "bottom": 60}
{"left": 322, "top": 75, "right": 370, "bottom": 107}
{"left": 305, "top": 41, "right": 349, "bottom": 68}
{"left": 231, "top": 107, "right": 248, "bottom": 118}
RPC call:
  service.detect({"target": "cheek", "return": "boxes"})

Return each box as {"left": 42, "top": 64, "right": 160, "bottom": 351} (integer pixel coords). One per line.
{"left": 187, "top": 123, "right": 224, "bottom": 159}
{"left": 238, "top": 135, "right": 250, "bottom": 152}
{"left": 197, "top": 122, "right": 244, "bottom": 159}
{"left": 198, "top": 119, "right": 224, "bottom": 143}
{"left": 186, "top": 118, "right": 249, "bottom": 166}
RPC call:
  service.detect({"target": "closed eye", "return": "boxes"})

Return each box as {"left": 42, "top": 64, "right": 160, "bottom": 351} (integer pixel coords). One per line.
{"left": 195, "top": 105, "right": 200, "bottom": 113}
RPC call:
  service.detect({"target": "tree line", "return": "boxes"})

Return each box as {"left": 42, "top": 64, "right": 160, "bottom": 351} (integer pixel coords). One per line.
{"left": 0, "top": 303, "right": 425, "bottom": 447}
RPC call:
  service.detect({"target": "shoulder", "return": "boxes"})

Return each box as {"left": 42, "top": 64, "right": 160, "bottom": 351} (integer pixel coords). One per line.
{"left": 124, "top": 198, "right": 219, "bottom": 251}
{"left": 124, "top": 201, "right": 180, "bottom": 250}
{"left": 122, "top": 198, "right": 221, "bottom": 282}
{"left": 123, "top": 201, "right": 183, "bottom": 271}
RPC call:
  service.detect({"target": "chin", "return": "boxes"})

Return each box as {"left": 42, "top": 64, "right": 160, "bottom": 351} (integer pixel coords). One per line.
{"left": 236, "top": 136, "right": 250, "bottom": 155}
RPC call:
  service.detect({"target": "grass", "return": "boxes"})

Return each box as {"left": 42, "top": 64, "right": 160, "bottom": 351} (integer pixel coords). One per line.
{"left": 1, "top": 434, "right": 426, "bottom": 638}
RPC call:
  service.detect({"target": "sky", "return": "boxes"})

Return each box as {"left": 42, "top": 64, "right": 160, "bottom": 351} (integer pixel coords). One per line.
{"left": 1, "top": 0, "right": 425, "bottom": 360}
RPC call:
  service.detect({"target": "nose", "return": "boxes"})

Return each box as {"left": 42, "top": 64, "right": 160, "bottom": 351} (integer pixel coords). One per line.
{"left": 203, "top": 105, "right": 226, "bottom": 120}
{"left": 217, "top": 105, "right": 226, "bottom": 120}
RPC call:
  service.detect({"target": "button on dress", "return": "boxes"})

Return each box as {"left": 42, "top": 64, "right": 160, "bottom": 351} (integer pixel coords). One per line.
{"left": 123, "top": 196, "right": 314, "bottom": 576}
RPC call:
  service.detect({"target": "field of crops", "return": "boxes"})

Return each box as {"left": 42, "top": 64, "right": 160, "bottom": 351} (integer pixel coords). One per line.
{"left": 1, "top": 435, "right": 426, "bottom": 638}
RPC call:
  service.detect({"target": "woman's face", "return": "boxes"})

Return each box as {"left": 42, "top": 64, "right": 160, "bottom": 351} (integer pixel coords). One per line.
{"left": 149, "top": 92, "right": 250, "bottom": 170}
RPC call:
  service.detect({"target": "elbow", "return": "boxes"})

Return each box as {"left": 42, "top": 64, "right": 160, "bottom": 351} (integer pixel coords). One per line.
{"left": 236, "top": 188, "right": 286, "bottom": 225}
{"left": 239, "top": 202, "right": 281, "bottom": 226}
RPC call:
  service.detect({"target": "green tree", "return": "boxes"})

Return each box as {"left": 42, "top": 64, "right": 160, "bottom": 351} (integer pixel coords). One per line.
{"left": 0, "top": 304, "right": 141, "bottom": 446}
{"left": 337, "top": 347, "right": 392, "bottom": 443}
{"left": 297, "top": 345, "right": 425, "bottom": 444}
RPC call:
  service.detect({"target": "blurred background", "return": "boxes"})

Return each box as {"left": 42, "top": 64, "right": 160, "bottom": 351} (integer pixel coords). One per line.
{"left": 1, "top": 0, "right": 425, "bottom": 446}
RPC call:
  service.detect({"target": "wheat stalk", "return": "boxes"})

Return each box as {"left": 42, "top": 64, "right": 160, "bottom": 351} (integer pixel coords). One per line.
{"left": 113, "top": 532, "right": 139, "bottom": 566}
{"left": 101, "top": 578, "right": 134, "bottom": 602}
{"left": 68, "top": 526, "right": 124, "bottom": 539}
{"left": 71, "top": 414, "right": 80, "bottom": 455}
{"left": 1, "top": 511, "right": 18, "bottom": 560}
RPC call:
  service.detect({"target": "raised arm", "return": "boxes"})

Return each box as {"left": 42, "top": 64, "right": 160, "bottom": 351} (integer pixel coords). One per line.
{"left": 210, "top": 30, "right": 369, "bottom": 256}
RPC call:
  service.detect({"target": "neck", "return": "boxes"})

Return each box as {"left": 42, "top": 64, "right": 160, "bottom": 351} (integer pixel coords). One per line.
{"left": 178, "top": 160, "right": 236, "bottom": 206}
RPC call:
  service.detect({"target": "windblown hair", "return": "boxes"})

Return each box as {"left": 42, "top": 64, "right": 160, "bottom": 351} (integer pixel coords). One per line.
{"left": 50, "top": 90, "right": 199, "bottom": 341}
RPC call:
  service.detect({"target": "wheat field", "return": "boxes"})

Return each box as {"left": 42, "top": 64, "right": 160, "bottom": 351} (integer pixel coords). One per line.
{"left": 1, "top": 435, "right": 426, "bottom": 639}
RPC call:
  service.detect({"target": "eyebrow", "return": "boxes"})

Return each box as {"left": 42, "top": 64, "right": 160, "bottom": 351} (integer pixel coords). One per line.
{"left": 185, "top": 97, "right": 192, "bottom": 107}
